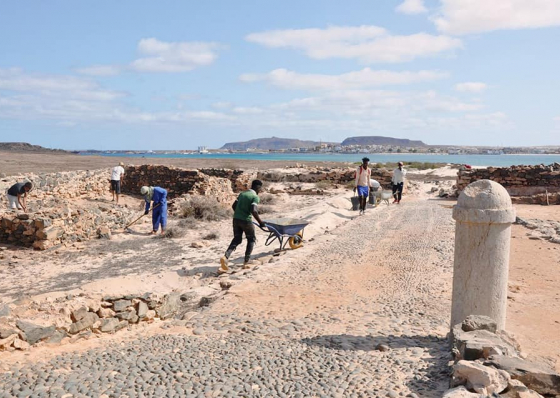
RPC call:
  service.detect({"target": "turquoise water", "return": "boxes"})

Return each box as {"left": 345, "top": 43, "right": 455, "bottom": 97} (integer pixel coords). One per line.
{"left": 82, "top": 152, "right": 560, "bottom": 167}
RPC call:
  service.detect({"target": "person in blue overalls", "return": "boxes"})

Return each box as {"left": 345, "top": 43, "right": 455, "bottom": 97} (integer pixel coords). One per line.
{"left": 140, "top": 186, "right": 168, "bottom": 234}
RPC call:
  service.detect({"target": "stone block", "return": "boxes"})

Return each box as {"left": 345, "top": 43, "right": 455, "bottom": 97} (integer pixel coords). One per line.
{"left": 68, "top": 312, "right": 99, "bottom": 334}
{"left": 113, "top": 299, "right": 132, "bottom": 312}
{"left": 484, "top": 355, "right": 560, "bottom": 396}
{"left": 16, "top": 320, "right": 56, "bottom": 345}
{"left": 71, "top": 306, "right": 89, "bottom": 322}
{"left": 137, "top": 302, "right": 149, "bottom": 319}
{"left": 156, "top": 292, "right": 181, "bottom": 320}
{"left": 453, "top": 360, "right": 509, "bottom": 395}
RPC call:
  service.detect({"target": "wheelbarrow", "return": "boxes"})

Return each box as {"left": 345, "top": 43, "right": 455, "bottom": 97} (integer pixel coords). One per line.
{"left": 254, "top": 218, "right": 309, "bottom": 251}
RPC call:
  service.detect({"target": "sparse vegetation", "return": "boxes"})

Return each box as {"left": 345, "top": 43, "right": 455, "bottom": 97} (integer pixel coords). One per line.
{"left": 257, "top": 205, "right": 274, "bottom": 214}
{"left": 202, "top": 232, "right": 219, "bottom": 240}
{"left": 156, "top": 226, "right": 186, "bottom": 239}
{"left": 179, "top": 196, "right": 232, "bottom": 221}
{"left": 259, "top": 193, "right": 278, "bottom": 205}
{"left": 315, "top": 180, "right": 334, "bottom": 190}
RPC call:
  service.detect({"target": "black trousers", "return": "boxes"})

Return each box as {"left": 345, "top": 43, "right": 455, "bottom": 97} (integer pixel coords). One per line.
{"left": 225, "top": 218, "right": 256, "bottom": 262}
{"left": 392, "top": 182, "right": 403, "bottom": 201}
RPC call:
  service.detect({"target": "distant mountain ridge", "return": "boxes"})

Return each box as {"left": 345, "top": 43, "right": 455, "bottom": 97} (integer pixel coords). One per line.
{"left": 0, "top": 142, "right": 69, "bottom": 153}
{"left": 221, "top": 136, "right": 426, "bottom": 150}
{"left": 221, "top": 137, "right": 333, "bottom": 150}
{"left": 341, "top": 136, "right": 426, "bottom": 147}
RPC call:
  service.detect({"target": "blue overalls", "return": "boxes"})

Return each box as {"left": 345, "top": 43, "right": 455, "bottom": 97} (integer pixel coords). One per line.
{"left": 145, "top": 187, "right": 168, "bottom": 232}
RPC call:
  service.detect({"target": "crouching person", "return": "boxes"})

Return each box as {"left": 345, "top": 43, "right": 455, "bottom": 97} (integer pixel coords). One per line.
{"left": 6, "top": 181, "right": 32, "bottom": 212}
{"left": 220, "top": 180, "right": 265, "bottom": 273}
{"left": 140, "top": 186, "right": 168, "bottom": 235}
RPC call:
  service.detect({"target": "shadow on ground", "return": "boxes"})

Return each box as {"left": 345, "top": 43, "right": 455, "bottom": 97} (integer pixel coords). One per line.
{"left": 302, "top": 334, "right": 451, "bottom": 396}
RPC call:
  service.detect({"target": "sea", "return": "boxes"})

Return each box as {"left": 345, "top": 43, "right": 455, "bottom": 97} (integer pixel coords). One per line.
{"left": 82, "top": 152, "right": 560, "bottom": 167}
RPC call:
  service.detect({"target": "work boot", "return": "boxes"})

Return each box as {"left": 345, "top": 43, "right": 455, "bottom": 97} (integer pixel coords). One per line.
{"left": 219, "top": 256, "right": 229, "bottom": 272}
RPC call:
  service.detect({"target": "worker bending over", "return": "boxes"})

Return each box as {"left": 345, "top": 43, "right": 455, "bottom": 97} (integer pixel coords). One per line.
{"left": 140, "top": 186, "right": 168, "bottom": 234}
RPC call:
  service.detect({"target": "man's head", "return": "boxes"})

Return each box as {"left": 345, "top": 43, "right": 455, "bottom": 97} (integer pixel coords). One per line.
{"left": 362, "top": 157, "right": 370, "bottom": 167}
{"left": 398, "top": 161, "right": 403, "bottom": 170}
{"left": 119, "top": 162, "right": 125, "bottom": 167}
{"left": 251, "top": 180, "right": 263, "bottom": 193}
{"left": 140, "top": 186, "right": 150, "bottom": 196}
{"left": 23, "top": 182, "right": 32, "bottom": 192}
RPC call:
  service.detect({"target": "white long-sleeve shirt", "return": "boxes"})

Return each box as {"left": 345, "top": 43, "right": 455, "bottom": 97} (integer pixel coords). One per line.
{"left": 355, "top": 166, "right": 371, "bottom": 187}
{"left": 392, "top": 168, "right": 406, "bottom": 184}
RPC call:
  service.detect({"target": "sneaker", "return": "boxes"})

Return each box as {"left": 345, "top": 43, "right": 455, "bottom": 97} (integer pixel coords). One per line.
{"left": 392, "top": 199, "right": 398, "bottom": 204}
{"left": 219, "top": 256, "right": 229, "bottom": 271}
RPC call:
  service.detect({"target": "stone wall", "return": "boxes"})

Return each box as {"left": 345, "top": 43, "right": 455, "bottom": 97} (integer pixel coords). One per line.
{"left": 0, "top": 203, "right": 132, "bottom": 250}
{"left": 257, "top": 167, "right": 394, "bottom": 188}
{"left": 456, "top": 163, "right": 560, "bottom": 196}
{"left": 123, "top": 165, "right": 253, "bottom": 199}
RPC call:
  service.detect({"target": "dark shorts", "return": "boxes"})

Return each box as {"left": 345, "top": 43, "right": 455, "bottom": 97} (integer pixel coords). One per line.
{"left": 110, "top": 180, "right": 121, "bottom": 194}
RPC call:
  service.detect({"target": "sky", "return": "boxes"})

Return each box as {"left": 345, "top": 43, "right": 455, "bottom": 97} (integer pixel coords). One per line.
{"left": 0, "top": 0, "right": 559, "bottom": 150}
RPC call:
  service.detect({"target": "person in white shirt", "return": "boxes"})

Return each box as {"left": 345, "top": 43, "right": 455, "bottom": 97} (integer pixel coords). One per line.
{"left": 110, "top": 162, "right": 125, "bottom": 204}
{"left": 391, "top": 161, "right": 406, "bottom": 204}
{"left": 353, "top": 157, "right": 371, "bottom": 214}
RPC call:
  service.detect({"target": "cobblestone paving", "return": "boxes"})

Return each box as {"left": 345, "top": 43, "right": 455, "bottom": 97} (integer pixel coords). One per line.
{"left": 0, "top": 199, "right": 456, "bottom": 397}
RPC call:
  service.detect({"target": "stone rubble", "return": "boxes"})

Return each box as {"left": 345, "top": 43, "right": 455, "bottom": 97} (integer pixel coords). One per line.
{"left": 444, "top": 315, "right": 560, "bottom": 397}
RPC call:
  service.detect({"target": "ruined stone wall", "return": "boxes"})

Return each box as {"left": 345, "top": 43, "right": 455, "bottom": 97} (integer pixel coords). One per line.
{"left": 0, "top": 203, "right": 132, "bottom": 250}
{"left": 257, "top": 167, "right": 394, "bottom": 187}
{"left": 123, "top": 165, "right": 206, "bottom": 198}
{"left": 0, "top": 169, "right": 110, "bottom": 201}
{"left": 456, "top": 163, "right": 560, "bottom": 196}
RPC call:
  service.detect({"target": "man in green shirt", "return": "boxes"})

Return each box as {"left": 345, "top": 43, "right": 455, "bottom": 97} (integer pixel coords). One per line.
{"left": 220, "top": 180, "right": 265, "bottom": 273}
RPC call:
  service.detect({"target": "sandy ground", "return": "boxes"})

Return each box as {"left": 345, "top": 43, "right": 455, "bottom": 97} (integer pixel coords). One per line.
{"left": 0, "top": 164, "right": 558, "bottom": 380}
{"left": 0, "top": 151, "right": 353, "bottom": 176}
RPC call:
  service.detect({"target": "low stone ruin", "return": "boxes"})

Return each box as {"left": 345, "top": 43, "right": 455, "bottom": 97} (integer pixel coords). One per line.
{"left": 443, "top": 315, "right": 560, "bottom": 397}
{"left": 457, "top": 164, "right": 560, "bottom": 202}
{"left": 515, "top": 217, "right": 560, "bottom": 244}
{"left": 0, "top": 166, "right": 255, "bottom": 249}
{"left": 257, "top": 166, "right": 394, "bottom": 187}
{"left": 0, "top": 290, "right": 223, "bottom": 352}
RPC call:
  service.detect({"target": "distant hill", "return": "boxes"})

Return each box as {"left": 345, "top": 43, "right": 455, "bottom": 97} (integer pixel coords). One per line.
{"left": 0, "top": 142, "right": 69, "bottom": 153}
{"left": 221, "top": 137, "right": 331, "bottom": 151}
{"left": 341, "top": 136, "right": 427, "bottom": 147}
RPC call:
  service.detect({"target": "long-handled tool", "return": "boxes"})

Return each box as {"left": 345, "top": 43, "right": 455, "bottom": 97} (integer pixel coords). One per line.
{"left": 124, "top": 203, "right": 160, "bottom": 232}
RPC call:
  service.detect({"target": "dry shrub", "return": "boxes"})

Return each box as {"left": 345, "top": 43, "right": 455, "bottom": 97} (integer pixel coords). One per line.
{"left": 177, "top": 217, "right": 198, "bottom": 229}
{"left": 179, "top": 196, "right": 232, "bottom": 221}
{"left": 203, "top": 232, "right": 219, "bottom": 240}
{"left": 315, "top": 180, "right": 334, "bottom": 190}
{"left": 259, "top": 193, "right": 278, "bottom": 205}
{"left": 258, "top": 205, "right": 274, "bottom": 214}
{"left": 156, "top": 226, "right": 186, "bottom": 239}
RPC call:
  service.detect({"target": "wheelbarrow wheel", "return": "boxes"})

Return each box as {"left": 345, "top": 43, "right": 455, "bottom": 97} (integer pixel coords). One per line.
{"left": 288, "top": 232, "right": 304, "bottom": 250}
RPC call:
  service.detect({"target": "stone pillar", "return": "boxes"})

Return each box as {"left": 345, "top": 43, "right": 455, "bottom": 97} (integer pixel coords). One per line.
{"left": 451, "top": 179, "right": 516, "bottom": 330}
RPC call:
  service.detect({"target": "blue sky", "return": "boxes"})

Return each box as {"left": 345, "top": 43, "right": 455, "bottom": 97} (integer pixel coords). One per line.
{"left": 0, "top": 0, "right": 559, "bottom": 150}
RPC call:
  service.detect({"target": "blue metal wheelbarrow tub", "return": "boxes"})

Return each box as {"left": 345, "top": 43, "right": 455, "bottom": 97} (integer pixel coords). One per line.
{"left": 254, "top": 218, "right": 309, "bottom": 251}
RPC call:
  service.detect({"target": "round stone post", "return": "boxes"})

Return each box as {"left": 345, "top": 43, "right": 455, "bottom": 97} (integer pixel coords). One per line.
{"left": 451, "top": 179, "right": 516, "bottom": 330}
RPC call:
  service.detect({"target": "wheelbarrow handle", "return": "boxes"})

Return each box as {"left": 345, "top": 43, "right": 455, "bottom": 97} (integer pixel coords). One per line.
{"left": 253, "top": 221, "right": 271, "bottom": 232}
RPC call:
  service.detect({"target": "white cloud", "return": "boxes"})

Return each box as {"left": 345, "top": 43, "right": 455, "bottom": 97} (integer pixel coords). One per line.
{"left": 130, "top": 38, "right": 220, "bottom": 72}
{"left": 76, "top": 38, "right": 222, "bottom": 75}
{"left": 433, "top": 0, "right": 560, "bottom": 35}
{"left": 455, "top": 82, "right": 487, "bottom": 93}
{"left": 211, "top": 101, "right": 234, "bottom": 109}
{"left": 246, "top": 25, "right": 462, "bottom": 63}
{"left": 396, "top": 0, "right": 428, "bottom": 15}
{"left": 75, "top": 65, "right": 121, "bottom": 76}
{"left": 232, "top": 107, "right": 264, "bottom": 114}
{"left": 240, "top": 68, "right": 449, "bottom": 90}
{"left": 0, "top": 68, "right": 124, "bottom": 101}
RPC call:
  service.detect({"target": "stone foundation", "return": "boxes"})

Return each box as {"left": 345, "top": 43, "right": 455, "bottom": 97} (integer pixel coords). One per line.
{"left": 457, "top": 163, "right": 560, "bottom": 197}
{"left": 257, "top": 167, "right": 394, "bottom": 187}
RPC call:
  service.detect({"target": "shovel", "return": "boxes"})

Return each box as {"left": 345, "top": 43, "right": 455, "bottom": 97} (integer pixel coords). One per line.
{"left": 124, "top": 203, "right": 160, "bottom": 232}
